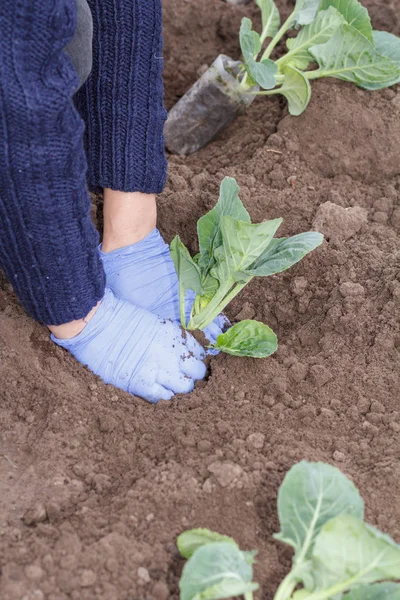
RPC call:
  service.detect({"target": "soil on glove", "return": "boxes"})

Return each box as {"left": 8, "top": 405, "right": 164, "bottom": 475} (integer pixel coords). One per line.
{"left": 1, "top": 1, "right": 400, "bottom": 599}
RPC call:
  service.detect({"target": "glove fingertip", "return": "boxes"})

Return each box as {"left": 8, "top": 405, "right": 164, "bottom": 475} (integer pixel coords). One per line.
{"left": 180, "top": 356, "right": 207, "bottom": 381}
{"left": 206, "top": 347, "right": 219, "bottom": 356}
{"left": 183, "top": 333, "right": 206, "bottom": 360}
{"left": 135, "top": 383, "right": 175, "bottom": 403}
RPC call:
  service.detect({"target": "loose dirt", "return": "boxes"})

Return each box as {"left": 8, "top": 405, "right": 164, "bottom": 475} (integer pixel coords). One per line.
{"left": 1, "top": 1, "right": 400, "bottom": 599}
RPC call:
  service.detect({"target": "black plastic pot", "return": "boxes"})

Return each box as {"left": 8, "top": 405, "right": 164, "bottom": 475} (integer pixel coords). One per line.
{"left": 164, "top": 55, "right": 257, "bottom": 155}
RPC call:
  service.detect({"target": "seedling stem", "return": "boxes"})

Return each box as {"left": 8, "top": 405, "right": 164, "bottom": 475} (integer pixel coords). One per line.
{"left": 261, "top": 9, "right": 296, "bottom": 61}
{"left": 187, "top": 280, "right": 246, "bottom": 331}
{"left": 273, "top": 573, "right": 298, "bottom": 600}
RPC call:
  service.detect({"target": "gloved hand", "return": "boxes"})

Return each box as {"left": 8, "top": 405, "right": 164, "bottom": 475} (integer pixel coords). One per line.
{"left": 99, "top": 228, "right": 229, "bottom": 344}
{"left": 51, "top": 288, "right": 206, "bottom": 403}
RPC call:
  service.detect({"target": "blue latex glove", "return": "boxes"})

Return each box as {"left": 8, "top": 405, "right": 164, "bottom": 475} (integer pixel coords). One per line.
{"left": 51, "top": 288, "right": 206, "bottom": 403}
{"left": 99, "top": 229, "right": 229, "bottom": 344}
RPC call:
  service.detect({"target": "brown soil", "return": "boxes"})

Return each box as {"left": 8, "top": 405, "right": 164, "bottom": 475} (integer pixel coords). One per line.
{"left": 1, "top": 1, "right": 400, "bottom": 599}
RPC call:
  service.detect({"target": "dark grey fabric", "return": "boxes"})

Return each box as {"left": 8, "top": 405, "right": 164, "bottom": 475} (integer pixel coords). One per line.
{"left": 65, "top": 0, "right": 93, "bottom": 89}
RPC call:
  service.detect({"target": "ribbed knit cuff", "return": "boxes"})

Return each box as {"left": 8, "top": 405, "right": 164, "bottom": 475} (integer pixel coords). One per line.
{"left": 75, "top": 0, "right": 168, "bottom": 194}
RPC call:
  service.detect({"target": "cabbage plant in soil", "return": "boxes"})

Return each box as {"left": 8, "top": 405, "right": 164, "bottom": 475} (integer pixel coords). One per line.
{"left": 164, "top": 0, "right": 400, "bottom": 154}
{"left": 170, "top": 177, "right": 323, "bottom": 358}
{"left": 238, "top": 0, "right": 400, "bottom": 115}
{"left": 177, "top": 461, "right": 400, "bottom": 600}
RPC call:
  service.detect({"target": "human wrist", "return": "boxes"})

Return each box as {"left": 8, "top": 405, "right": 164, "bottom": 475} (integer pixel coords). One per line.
{"left": 48, "top": 301, "right": 101, "bottom": 340}
{"left": 102, "top": 190, "right": 157, "bottom": 252}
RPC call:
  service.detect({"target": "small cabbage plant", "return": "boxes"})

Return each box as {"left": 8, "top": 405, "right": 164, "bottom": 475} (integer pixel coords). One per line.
{"left": 238, "top": 0, "right": 400, "bottom": 115}
{"left": 177, "top": 461, "right": 400, "bottom": 600}
{"left": 170, "top": 177, "right": 323, "bottom": 358}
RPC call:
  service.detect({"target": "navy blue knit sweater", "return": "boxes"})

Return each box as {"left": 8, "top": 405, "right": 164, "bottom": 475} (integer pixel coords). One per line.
{"left": 0, "top": 0, "right": 167, "bottom": 325}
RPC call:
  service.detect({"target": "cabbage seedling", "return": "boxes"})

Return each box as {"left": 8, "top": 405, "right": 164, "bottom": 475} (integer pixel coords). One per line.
{"left": 165, "top": 0, "right": 400, "bottom": 155}
{"left": 238, "top": 0, "right": 400, "bottom": 115}
{"left": 177, "top": 461, "right": 400, "bottom": 600}
{"left": 170, "top": 177, "right": 323, "bottom": 358}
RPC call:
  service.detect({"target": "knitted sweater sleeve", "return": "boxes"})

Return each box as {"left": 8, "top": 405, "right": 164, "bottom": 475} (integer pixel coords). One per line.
{"left": 0, "top": 0, "right": 105, "bottom": 325}
{"left": 75, "top": 0, "right": 168, "bottom": 194}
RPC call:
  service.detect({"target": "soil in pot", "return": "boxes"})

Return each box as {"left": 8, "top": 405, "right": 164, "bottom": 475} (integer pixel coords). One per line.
{"left": 164, "top": 54, "right": 257, "bottom": 155}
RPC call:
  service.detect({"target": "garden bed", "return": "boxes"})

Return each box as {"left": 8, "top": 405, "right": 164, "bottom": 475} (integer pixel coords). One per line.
{"left": 1, "top": 0, "right": 400, "bottom": 598}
